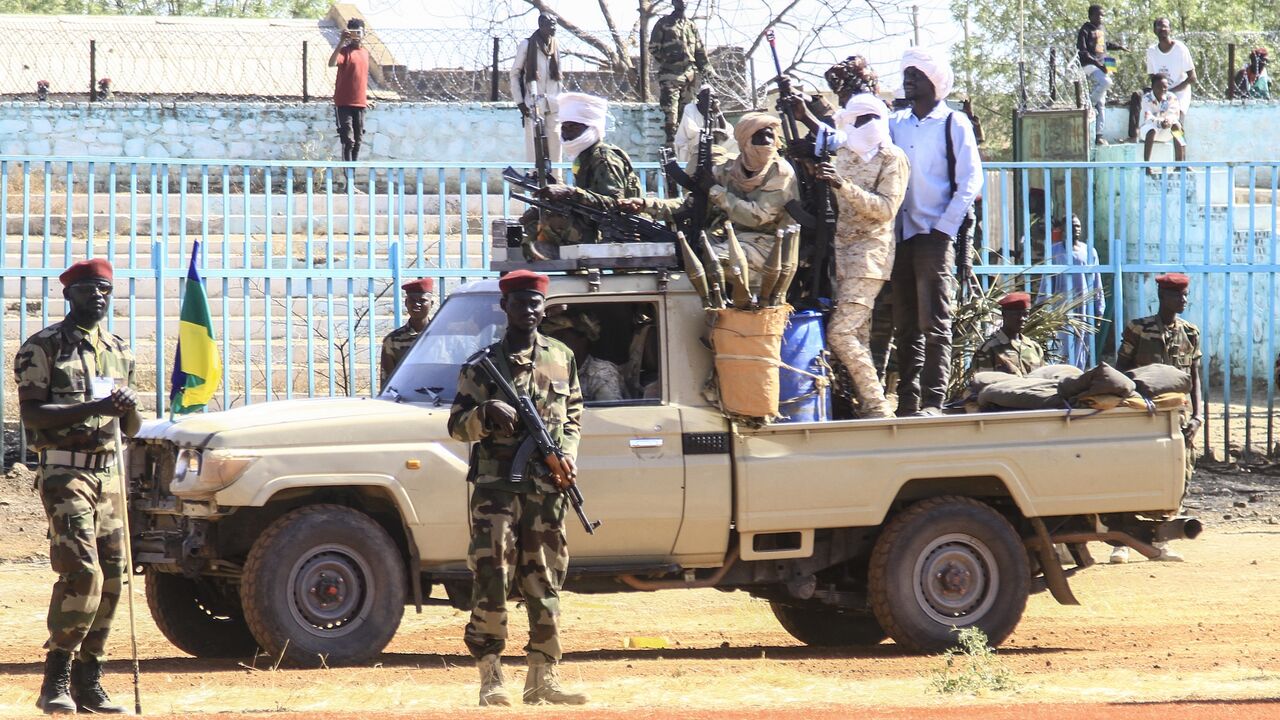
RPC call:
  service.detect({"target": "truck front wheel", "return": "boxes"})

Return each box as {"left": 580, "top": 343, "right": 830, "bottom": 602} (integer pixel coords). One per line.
{"left": 868, "top": 496, "right": 1030, "bottom": 653}
{"left": 145, "top": 570, "right": 258, "bottom": 659}
{"left": 770, "top": 602, "right": 888, "bottom": 646}
{"left": 240, "top": 504, "right": 406, "bottom": 667}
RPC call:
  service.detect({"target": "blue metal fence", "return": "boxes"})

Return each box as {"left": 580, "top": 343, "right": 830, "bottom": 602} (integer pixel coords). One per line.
{"left": 2, "top": 155, "right": 1278, "bottom": 466}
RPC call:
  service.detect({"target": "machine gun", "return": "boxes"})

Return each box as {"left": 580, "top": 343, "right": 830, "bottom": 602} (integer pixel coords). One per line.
{"left": 503, "top": 166, "right": 679, "bottom": 246}
{"left": 471, "top": 351, "right": 600, "bottom": 535}
{"left": 766, "top": 29, "right": 836, "bottom": 303}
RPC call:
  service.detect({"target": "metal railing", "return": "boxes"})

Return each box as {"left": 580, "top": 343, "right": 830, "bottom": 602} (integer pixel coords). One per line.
{"left": 3, "top": 156, "right": 1279, "bottom": 466}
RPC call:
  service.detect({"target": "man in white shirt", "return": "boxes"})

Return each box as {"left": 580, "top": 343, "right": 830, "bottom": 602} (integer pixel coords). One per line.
{"left": 887, "top": 47, "right": 982, "bottom": 416}
{"left": 510, "top": 13, "right": 563, "bottom": 165}
{"left": 672, "top": 85, "right": 737, "bottom": 166}
{"left": 1145, "top": 18, "right": 1196, "bottom": 120}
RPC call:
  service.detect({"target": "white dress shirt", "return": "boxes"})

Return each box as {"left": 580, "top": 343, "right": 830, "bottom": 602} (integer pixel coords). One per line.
{"left": 888, "top": 101, "right": 983, "bottom": 242}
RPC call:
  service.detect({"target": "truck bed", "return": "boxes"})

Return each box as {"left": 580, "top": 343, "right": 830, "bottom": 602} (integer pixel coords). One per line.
{"left": 734, "top": 407, "right": 1185, "bottom": 539}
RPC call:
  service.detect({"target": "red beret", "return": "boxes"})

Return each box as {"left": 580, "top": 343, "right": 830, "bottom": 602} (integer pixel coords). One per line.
{"left": 1155, "top": 273, "right": 1190, "bottom": 290}
{"left": 59, "top": 258, "right": 113, "bottom": 287}
{"left": 998, "top": 292, "right": 1031, "bottom": 309}
{"left": 401, "top": 277, "right": 435, "bottom": 294}
{"left": 498, "top": 269, "right": 549, "bottom": 296}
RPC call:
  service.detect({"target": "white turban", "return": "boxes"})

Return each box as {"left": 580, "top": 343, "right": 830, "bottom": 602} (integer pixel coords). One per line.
{"left": 833, "top": 92, "right": 890, "bottom": 161}
{"left": 557, "top": 92, "right": 608, "bottom": 135}
{"left": 901, "top": 46, "right": 954, "bottom": 100}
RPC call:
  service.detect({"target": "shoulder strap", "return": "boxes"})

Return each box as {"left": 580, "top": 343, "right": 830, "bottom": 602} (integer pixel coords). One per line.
{"left": 945, "top": 110, "right": 957, "bottom": 197}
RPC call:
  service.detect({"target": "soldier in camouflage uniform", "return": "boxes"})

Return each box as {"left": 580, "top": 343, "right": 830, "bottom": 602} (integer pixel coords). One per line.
{"left": 379, "top": 277, "right": 436, "bottom": 391}
{"left": 649, "top": 0, "right": 714, "bottom": 145}
{"left": 969, "top": 293, "right": 1045, "bottom": 376}
{"left": 546, "top": 310, "right": 628, "bottom": 402}
{"left": 447, "top": 270, "right": 588, "bottom": 707}
{"left": 527, "top": 93, "right": 641, "bottom": 258}
{"left": 812, "top": 93, "right": 909, "bottom": 419}
{"left": 15, "top": 258, "right": 138, "bottom": 715}
{"left": 1113, "top": 272, "right": 1200, "bottom": 564}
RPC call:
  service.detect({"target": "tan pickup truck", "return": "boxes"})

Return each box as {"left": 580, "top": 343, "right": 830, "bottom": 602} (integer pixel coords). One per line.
{"left": 127, "top": 271, "right": 1201, "bottom": 667}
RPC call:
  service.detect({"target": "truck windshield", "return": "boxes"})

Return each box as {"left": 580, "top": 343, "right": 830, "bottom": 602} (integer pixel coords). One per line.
{"left": 379, "top": 292, "right": 505, "bottom": 405}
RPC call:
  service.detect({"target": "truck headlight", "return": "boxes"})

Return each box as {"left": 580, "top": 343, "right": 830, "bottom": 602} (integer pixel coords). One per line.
{"left": 171, "top": 448, "right": 256, "bottom": 497}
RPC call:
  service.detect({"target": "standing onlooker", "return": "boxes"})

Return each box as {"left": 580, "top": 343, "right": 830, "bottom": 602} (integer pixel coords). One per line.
{"left": 813, "top": 92, "right": 910, "bottom": 419}
{"left": 329, "top": 19, "right": 371, "bottom": 162}
{"left": 1140, "top": 74, "right": 1186, "bottom": 167}
{"left": 1038, "top": 215, "right": 1105, "bottom": 369}
{"left": 672, "top": 85, "right": 737, "bottom": 166}
{"left": 1077, "top": 5, "right": 1128, "bottom": 146}
{"left": 650, "top": 0, "right": 714, "bottom": 146}
{"left": 510, "top": 12, "right": 563, "bottom": 166}
{"left": 888, "top": 47, "right": 983, "bottom": 416}
{"left": 1233, "top": 48, "right": 1271, "bottom": 100}
{"left": 1145, "top": 18, "right": 1197, "bottom": 121}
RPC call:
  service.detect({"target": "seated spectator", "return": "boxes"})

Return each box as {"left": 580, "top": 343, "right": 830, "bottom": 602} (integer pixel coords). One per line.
{"left": 1233, "top": 48, "right": 1271, "bottom": 100}
{"left": 1140, "top": 73, "right": 1185, "bottom": 171}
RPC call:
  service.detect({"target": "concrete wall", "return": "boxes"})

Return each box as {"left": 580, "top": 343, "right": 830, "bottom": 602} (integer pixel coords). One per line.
{"left": 0, "top": 100, "right": 667, "bottom": 163}
{"left": 1102, "top": 100, "right": 1280, "bottom": 170}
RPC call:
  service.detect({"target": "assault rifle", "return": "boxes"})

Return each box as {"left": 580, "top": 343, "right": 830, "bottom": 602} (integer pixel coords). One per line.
{"left": 503, "top": 166, "right": 678, "bottom": 246}
{"left": 766, "top": 29, "right": 836, "bottom": 303}
{"left": 659, "top": 88, "right": 716, "bottom": 244}
{"left": 471, "top": 350, "right": 600, "bottom": 535}
{"left": 527, "top": 80, "right": 554, "bottom": 189}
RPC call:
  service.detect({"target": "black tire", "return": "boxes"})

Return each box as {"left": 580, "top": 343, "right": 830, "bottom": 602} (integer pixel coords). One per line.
{"left": 868, "top": 496, "right": 1030, "bottom": 654}
{"left": 770, "top": 602, "right": 888, "bottom": 646}
{"left": 240, "top": 504, "right": 406, "bottom": 667}
{"left": 145, "top": 569, "right": 258, "bottom": 659}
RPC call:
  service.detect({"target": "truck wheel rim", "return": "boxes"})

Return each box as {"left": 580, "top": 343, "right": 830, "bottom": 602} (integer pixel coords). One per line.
{"left": 287, "top": 544, "right": 373, "bottom": 638}
{"left": 911, "top": 533, "right": 999, "bottom": 626}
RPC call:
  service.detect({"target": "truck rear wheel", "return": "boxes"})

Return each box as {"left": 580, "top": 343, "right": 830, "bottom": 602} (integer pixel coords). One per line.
{"left": 145, "top": 569, "right": 258, "bottom": 659}
{"left": 770, "top": 602, "right": 887, "bottom": 646}
{"left": 240, "top": 504, "right": 406, "bottom": 667}
{"left": 868, "top": 496, "right": 1029, "bottom": 654}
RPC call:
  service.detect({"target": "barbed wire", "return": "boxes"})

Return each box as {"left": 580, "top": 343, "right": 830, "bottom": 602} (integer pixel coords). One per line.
{"left": 0, "top": 18, "right": 750, "bottom": 107}
{"left": 1010, "top": 30, "right": 1280, "bottom": 110}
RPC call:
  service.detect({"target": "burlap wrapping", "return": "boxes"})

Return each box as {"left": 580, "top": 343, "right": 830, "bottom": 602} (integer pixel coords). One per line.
{"left": 709, "top": 305, "right": 791, "bottom": 419}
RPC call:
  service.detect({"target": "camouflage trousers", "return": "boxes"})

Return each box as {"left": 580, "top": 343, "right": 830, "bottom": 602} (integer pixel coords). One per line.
{"left": 38, "top": 464, "right": 125, "bottom": 661}
{"left": 464, "top": 486, "right": 569, "bottom": 662}
{"left": 658, "top": 67, "right": 698, "bottom": 143}
{"left": 829, "top": 277, "right": 891, "bottom": 417}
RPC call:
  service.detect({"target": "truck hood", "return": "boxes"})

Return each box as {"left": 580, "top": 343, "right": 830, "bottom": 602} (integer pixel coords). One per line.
{"left": 135, "top": 398, "right": 449, "bottom": 449}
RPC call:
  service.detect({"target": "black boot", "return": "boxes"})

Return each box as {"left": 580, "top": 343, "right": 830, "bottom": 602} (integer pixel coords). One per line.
{"left": 70, "top": 656, "right": 129, "bottom": 714}
{"left": 36, "top": 649, "right": 76, "bottom": 715}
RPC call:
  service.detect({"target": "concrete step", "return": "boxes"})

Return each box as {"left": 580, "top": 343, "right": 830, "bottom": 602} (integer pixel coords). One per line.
{"left": 1, "top": 190, "right": 516, "bottom": 216}
{"left": 2, "top": 213, "right": 499, "bottom": 237}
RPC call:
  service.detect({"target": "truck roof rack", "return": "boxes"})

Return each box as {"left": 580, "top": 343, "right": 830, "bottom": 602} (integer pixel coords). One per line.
{"left": 490, "top": 219, "right": 679, "bottom": 273}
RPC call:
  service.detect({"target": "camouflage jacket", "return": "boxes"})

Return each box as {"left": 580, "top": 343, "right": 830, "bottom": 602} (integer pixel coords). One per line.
{"left": 1117, "top": 314, "right": 1201, "bottom": 373}
{"left": 648, "top": 14, "right": 709, "bottom": 76}
{"left": 14, "top": 320, "right": 136, "bottom": 453}
{"left": 640, "top": 159, "right": 800, "bottom": 239}
{"left": 380, "top": 323, "right": 421, "bottom": 390}
{"left": 448, "top": 333, "right": 583, "bottom": 494}
{"left": 581, "top": 355, "right": 627, "bottom": 403}
{"left": 969, "top": 329, "right": 1045, "bottom": 376}
{"left": 831, "top": 144, "right": 911, "bottom": 282}
{"left": 539, "top": 142, "right": 642, "bottom": 246}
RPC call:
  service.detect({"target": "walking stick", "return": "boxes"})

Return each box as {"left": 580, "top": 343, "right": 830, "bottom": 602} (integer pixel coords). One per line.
{"left": 112, "top": 423, "right": 142, "bottom": 715}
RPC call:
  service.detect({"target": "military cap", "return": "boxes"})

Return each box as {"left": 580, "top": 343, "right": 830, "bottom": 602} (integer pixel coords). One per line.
{"left": 59, "top": 258, "right": 113, "bottom": 287}
{"left": 998, "top": 292, "right": 1031, "bottom": 309}
{"left": 1155, "top": 273, "right": 1190, "bottom": 290}
{"left": 499, "top": 269, "right": 549, "bottom": 296}
{"left": 401, "top": 277, "right": 435, "bottom": 294}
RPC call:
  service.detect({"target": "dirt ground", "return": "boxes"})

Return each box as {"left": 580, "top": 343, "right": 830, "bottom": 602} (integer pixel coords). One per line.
{"left": 2, "top": 464, "right": 1280, "bottom": 717}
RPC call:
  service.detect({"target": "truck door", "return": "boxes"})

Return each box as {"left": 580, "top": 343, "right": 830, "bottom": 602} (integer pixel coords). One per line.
{"left": 545, "top": 298, "right": 686, "bottom": 560}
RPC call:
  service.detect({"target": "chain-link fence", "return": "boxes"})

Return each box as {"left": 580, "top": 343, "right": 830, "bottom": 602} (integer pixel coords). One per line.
{"left": 1012, "top": 30, "right": 1280, "bottom": 110}
{"left": 0, "top": 15, "right": 751, "bottom": 107}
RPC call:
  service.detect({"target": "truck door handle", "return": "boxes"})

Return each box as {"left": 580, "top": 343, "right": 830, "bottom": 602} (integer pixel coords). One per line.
{"left": 629, "top": 438, "right": 664, "bottom": 449}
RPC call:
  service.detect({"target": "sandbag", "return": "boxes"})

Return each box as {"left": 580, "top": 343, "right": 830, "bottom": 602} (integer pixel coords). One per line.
{"left": 1126, "top": 363, "right": 1191, "bottom": 397}
{"left": 709, "top": 305, "right": 790, "bottom": 419}
{"left": 979, "top": 377, "right": 1064, "bottom": 410}
{"left": 971, "top": 371, "right": 1016, "bottom": 395}
{"left": 1029, "top": 364, "right": 1085, "bottom": 382}
{"left": 1057, "top": 363, "right": 1136, "bottom": 403}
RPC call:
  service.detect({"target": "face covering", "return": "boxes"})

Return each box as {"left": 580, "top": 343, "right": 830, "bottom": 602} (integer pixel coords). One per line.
{"left": 562, "top": 126, "right": 601, "bottom": 161}
{"left": 834, "top": 93, "right": 890, "bottom": 162}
